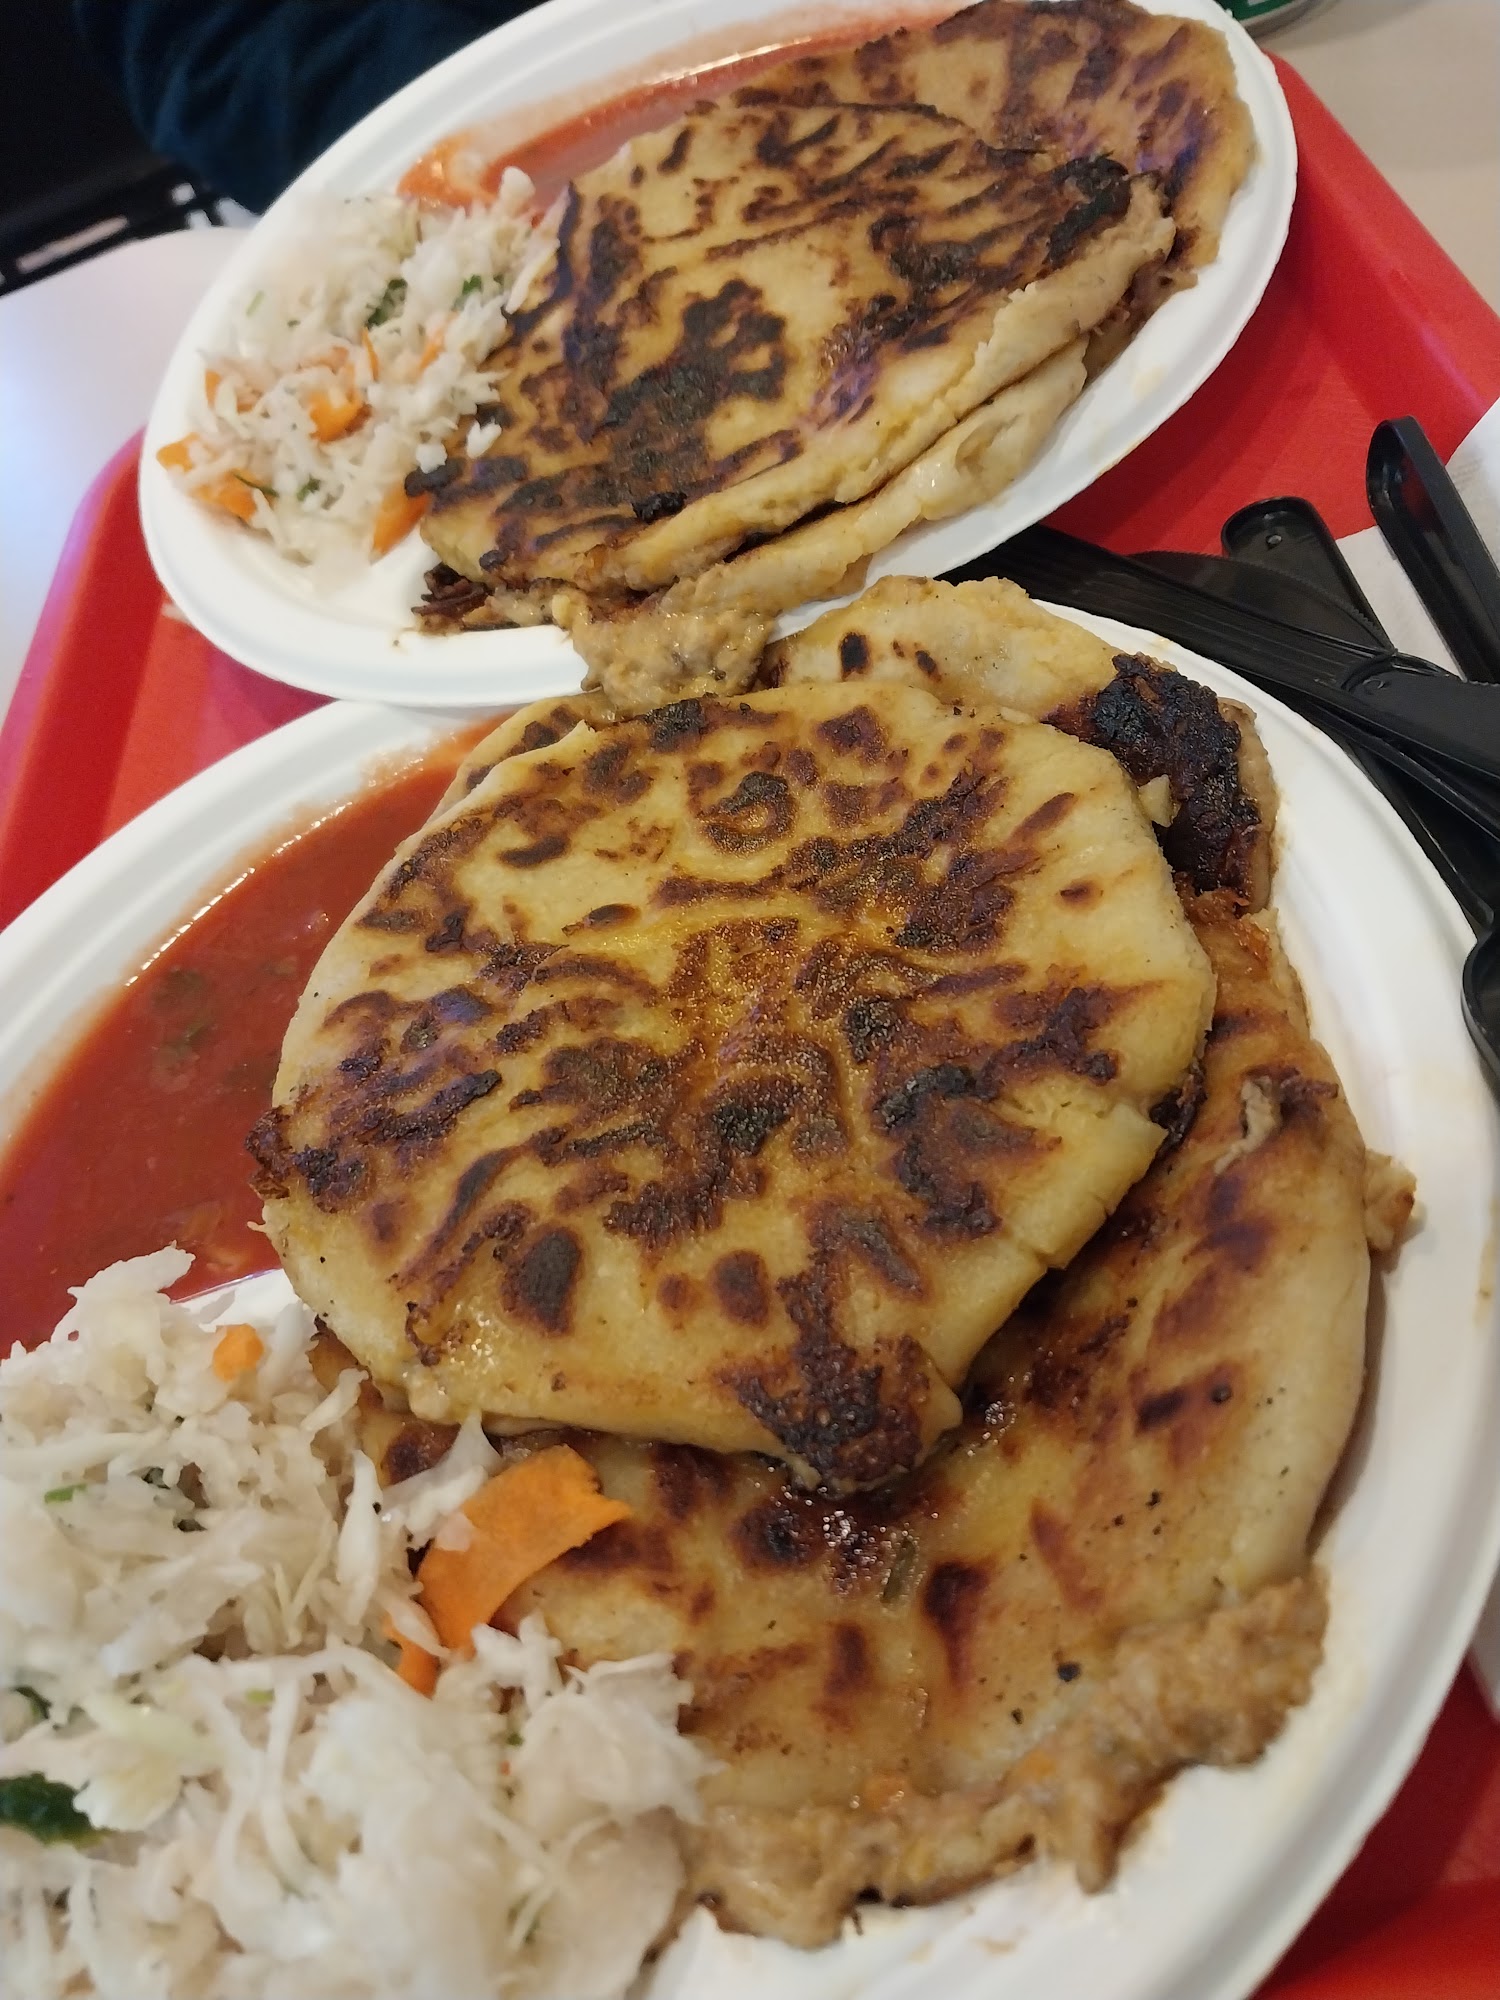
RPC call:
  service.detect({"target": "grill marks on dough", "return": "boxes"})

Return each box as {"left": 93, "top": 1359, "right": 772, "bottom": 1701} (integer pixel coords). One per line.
{"left": 765, "top": 0, "right": 1252, "bottom": 281}
{"left": 497, "top": 886, "right": 1368, "bottom": 1945}
{"left": 260, "top": 679, "right": 1211, "bottom": 1487}
{"left": 422, "top": 89, "right": 1151, "bottom": 597}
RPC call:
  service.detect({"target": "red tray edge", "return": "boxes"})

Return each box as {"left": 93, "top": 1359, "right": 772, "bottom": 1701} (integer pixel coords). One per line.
{"left": 0, "top": 435, "right": 159, "bottom": 929}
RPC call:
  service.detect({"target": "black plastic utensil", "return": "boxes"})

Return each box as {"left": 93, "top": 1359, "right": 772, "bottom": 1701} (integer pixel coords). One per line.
{"left": 961, "top": 526, "right": 1375, "bottom": 682}
{"left": 1211, "top": 501, "right": 1500, "bottom": 878}
{"left": 1339, "top": 660, "right": 1500, "bottom": 784}
{"left": 1464, "top": 931, "right": 1500, "bottom": 1086}
{"left": 1137, "top": 546, "right": 1384, "bottom": 650}
{"left": 1386, "top": 778, "right": 1500, "bottom": 1084}
{"left": 1220, "top": 495, "right": 1391, "bottom": 647}
{"left": 1235, "top": 505, "right": 1500, "bottom": 1083}
{"left": 959, "top": 526, "right": 1500, "bottom": 794}
{"left": 1367, "top": 417, "right": 1500, "bottom": 684}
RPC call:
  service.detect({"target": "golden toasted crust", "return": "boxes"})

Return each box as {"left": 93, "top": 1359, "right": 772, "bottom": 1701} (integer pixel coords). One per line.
{"left": 555, "top": 341, "right": 1091, "bottom": 711}
{"left": 432, "top": 695, "right": 611, "bottom": 813}
{"left": 496, "top": 891, "right": 1369, "bottom": 1941}
{"left": 771, "top": 575, "right": 1275, "bottom": 908}
{"left": 763, "top": 0, "right": 1254, "bottom": 295}
{"left": 680, "top": 1576, "right": 1326, "bottom": 1944}
{"left": 766, "top": 571, "right": 1125, "bottom": 713}
{"left": 254, "top": 679, "right": 1211, "bottom": 1489}
{"left": 422, "top": 95, "right": 1170, "bottom": 599}
{"left": 415, "top": 0, "right": 1250, "bottom": 713}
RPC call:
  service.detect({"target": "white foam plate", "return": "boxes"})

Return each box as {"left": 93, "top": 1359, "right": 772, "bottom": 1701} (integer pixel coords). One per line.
{"left": 140, "top": 0, "right": 1295, "bottom": 707}
{"left": 3, "top": 623, "right": 1498, "bottom": 1998}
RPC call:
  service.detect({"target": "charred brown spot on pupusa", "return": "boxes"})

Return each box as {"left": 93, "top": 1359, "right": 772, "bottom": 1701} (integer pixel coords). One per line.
{"left": 990, "top": 984, "right": 1127, "bottom": 1084}
{"left": 1199, "top": 1168, "right": 1275, "bottom": 1273}
{"left": 732, "top": 1490, "right": 825, "bottom": 1570}
{"left": 650, "top": 1442, "right": 735, "bottom": 1519}
{"left": 816, "top": 704, "right": 889, "bottom": 764}
{"left": 822, "top": 776, "right": 908, "bottom": 829}
{"left": 838, "top": 630, "right": 871, "bottom": 677}
{"left": 713, "top": 1249, "right": 771, "bottom": 1324}
{"left": 699, "top": 770, "right": 796, "bottom": 851}
{"left": 823, "top": 1622, "right": 872, "bottom": 1700}
{"left": 657, "top": 1271, "right": 696, "bottom": 1315}
{"left": 504, "top": 1226, "right": 583, "bottom": 1333}
{"left": 1011, "top": 791, "right": 1076, "bottom": 842}
{"left": 649, "top": 699, "right": 710, "bottom": 752}
{"left": 1028, "top": 1500, "right": 1102, "bottom": 1612}
{"left": 922, "top": 1559, "right": 987, "bottom": 1684}
{"left": 551, "top": 1515, "right": 667, "bottom": 1577}
{"left": 368, "top": 1199, "right": 405, "bottom": 1246}
{"left": 726, "top": 1302, "right": 930, "bottom": 1487}
{"left": 1135, "top": 1363, "right": 1244, "bottom": 1470}
{"left": 1050, "top": 655, "right": 1262, "bottom": 897}
{"left": 811, "top": 1202, "right": 924, "bottom": 1295}
{"left": 582, "top": 738, "right": 652, "bottom": 805}
{"left": 383, "top": 1420, "right": 460, "bottom": 1484}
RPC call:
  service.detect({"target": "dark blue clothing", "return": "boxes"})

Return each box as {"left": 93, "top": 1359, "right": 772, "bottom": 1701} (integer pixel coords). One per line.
{"left": 74, "top": 1, "right": 529, "bottom": 212}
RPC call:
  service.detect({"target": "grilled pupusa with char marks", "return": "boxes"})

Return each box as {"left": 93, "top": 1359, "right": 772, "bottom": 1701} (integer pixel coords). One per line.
{"left": 323, "top": 894, "right": 1406, "bottom": 1946}
{"left": 252, "top": 676, "right": 1212, "bottom": 1490}
{"left": 421, "top": 95, "right": 1169, "bottom": 603}
{"left": 415, "top": 0, "right": 1255, "bottom": 715}
{"left": 299, "top": 580, "right": 1412, "bottom": 1948}
{"left": 492, "top": 599, "right": 1395, "bottom": 1944}
{"left": 506, "top": 893, "right": 1388, "bottom": 1944}
{"left": 767, "top": 572, "right": 1278, "bottom": 909}
{"left": 740, "top": 0, "right": 1255, "bottom": 333}
{"left": 419, "top": 79, "right": 1172, "bottom": 707}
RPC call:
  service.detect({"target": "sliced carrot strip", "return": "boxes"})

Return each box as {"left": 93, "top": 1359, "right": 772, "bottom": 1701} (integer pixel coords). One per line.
{"left": 361, "top": 328, "right": 380, "bottom": 382}
{"left": 416, "top": 320, "right": 450, "bottom": 372}
{"left": 199, "top": 476, "right": 260, "bottom": 524}
{"left": 204, "top": 368, "right": 222, "bottom": 405}
{"left": 155, "top": 435, "right": 198, "bottom": 473}
{"left": 212, "top": 1322, "right": 264, "bottom": 1380}
{"left": 306, "top": 385, "right": 364, "bottom": 442}
{"left": 417, "top": 1445, "right": 631, "bottom": 1657}
{"left": 371, "top": 481, "right": 429, "bottom": 557}
{"left": 382, "top": 1613, "right": 440, "bottom": 1696}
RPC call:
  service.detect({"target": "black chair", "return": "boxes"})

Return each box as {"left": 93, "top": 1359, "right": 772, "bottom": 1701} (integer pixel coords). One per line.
{"left": 0, "top": 0, "right": 226, "bottom": 293}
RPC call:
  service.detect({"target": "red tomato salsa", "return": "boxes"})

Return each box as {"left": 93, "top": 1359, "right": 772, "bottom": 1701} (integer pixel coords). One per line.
{"left": 0, "top": 743, "right": 474, "bottom": 1351}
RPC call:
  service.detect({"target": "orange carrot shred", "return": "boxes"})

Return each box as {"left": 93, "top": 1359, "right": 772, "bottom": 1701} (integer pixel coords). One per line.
{"left": 417, "top": 1445, "right": 631, "bottom": 1657}
{"left": 361, "top": 328, "right": 380, "bottom": 381}
{"left": 212, "top": 1322, "right": 264, "bottom": 1380}
{"left": 204, "top": 368, "right": 222, "bottom": 405}
{"left": 371, "top": 481, "right": 429, "bottom": 557}
{"left": 198, "top": 476, "right": 260, "bottom": 523}
{"left": 306, "top": 385, "right": 364, "bottom": 442}
{"left": 382, "top": 1613, "right": 440, "bottom": 1696}
{"left": 416, "top": 320, "right": 450, "bottom": 372}
{"left": 155, "top": 435, "right": 198, "bottom": 473}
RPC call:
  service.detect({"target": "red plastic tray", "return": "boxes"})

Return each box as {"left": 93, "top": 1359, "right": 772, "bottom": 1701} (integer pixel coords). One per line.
{"left": 3, "top": 56, "right": 1500, "bottom": 1998}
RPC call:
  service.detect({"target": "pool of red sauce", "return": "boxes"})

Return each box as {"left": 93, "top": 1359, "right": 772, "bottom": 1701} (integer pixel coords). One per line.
{"left": 0, "top": 744, "right": 477, "bottom": 1351}
{"left": 0, "top": 27, "right": 915, "bottom": 1351}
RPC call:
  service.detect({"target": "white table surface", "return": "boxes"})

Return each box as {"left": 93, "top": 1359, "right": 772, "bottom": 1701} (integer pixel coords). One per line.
{"left": 0, "top": 227, "right": 246, "bottom": 715}
{"left": 0, "top": 0, "right": 1495, "bottom": 724}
